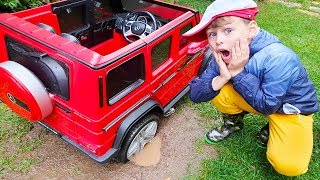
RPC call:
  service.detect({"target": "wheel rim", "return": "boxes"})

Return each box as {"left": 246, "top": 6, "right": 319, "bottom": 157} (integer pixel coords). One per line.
{"left": 126, "top": 121, "right": 158, "bottom": 160}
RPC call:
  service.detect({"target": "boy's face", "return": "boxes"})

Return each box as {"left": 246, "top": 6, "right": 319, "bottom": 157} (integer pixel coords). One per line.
{"left": 206, "top": 16, "right": 257, "bottom": 64}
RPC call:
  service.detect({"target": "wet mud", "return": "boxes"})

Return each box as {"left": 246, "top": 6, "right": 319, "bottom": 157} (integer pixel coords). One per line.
{"left": 130, "top": 135, "right": 162, "bottom": 167}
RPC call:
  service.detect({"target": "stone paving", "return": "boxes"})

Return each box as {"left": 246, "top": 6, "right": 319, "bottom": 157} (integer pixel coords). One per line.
{"left": 309, "top": 6, "right": 320, "bottom": 13}
{"left": 297, "top": 9, "right": 320, "bottom": 17}
{"left": 275, "top": 0, "right": 320, "bottom": 18}
{"left": 312, "top": 1, "right": 320, "bottom": 5}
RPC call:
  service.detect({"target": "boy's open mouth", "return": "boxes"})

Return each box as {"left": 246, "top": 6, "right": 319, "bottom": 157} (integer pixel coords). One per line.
{"left": 220, "top": 50, "right": 231, "bottom": 60}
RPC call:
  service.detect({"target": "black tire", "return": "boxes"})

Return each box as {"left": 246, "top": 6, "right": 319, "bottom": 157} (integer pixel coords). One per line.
{"left": 117, "top": 114, "right": 159, "bottom": 163}
{"left": 198, "top": 50, "right": 212, "bottom": 76}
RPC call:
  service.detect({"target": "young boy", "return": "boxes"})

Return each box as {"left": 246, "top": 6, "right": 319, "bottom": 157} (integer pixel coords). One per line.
{"left": 183, "top": 0, "right": 319, "bottom": 177}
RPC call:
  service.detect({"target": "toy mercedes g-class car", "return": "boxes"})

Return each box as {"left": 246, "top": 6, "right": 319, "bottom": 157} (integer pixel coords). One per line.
{"left": 0, "top": 0, "right": 210, "bottom": 163}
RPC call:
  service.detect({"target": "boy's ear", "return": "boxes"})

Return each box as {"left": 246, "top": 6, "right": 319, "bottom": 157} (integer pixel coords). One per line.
{"left": 248, "top": 20, "right": 258, "bottom": 39}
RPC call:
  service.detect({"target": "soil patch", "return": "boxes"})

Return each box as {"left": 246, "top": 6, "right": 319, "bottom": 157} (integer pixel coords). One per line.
{"left": 0, "top": 106, "right": 217, "bottom": 179}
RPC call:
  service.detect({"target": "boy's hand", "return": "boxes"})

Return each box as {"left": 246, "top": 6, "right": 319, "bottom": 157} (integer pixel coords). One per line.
{"left": 211, "top": 50, "right": 231, "bottom": 90}
{"left": 228, "top": 38, "right": 250, "bottom": 77}
{"left": 213, "top": 51, "right": 231, "bottom": 81}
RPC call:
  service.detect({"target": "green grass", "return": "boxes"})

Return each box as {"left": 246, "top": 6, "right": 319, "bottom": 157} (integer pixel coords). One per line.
{"left": 177, "top": 0, "right": 320, "bottom": 179}
{"left": 0, "top": 0, "right": 319, "bottom": 178}
{"left": 0, "top": 104, "right": 41, "bottom": 174}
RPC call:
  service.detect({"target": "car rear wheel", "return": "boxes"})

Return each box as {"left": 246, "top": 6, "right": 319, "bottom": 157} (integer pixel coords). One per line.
{"left": 117, "top": 114, "right": 159, "bottom": 163}
{"left": 0, "top": 61, "right": 53, "bottom": 121}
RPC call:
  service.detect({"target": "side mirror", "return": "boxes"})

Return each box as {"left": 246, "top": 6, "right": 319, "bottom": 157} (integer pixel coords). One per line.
{"left": 187, "top": 40, "right": 208, "bottom": 55}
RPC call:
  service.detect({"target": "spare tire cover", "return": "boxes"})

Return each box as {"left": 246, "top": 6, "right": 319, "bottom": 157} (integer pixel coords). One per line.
{"left": 0, "top": 61, "right": 53, "bottom": 121}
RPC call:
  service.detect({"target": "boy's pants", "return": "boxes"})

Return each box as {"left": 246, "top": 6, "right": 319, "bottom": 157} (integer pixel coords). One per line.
{"left": 211, "top": 83, "right": 313, "bottom": 176}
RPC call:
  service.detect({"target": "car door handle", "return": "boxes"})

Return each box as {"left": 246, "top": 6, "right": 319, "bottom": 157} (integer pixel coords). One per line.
{"left": 178, "top": 46, "right": 208, "bottom": 72}
{"left": 152, "top": 84, "right": 162, "bottom": 94}
{"left": 152, "top": 73, "right": 176, "bottom": 94}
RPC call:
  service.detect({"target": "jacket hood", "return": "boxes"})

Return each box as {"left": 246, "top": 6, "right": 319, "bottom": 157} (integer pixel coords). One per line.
{"left": 249, "top": 29, "right": 281, "bottom": 57}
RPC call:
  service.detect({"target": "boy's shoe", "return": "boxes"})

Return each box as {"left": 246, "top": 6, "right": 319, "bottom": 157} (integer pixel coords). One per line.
{"left": 256, "top": 123, "right": 269, "bottom": 148}
{"left": 205, "top": 112, "right": 247, "bottom": 144}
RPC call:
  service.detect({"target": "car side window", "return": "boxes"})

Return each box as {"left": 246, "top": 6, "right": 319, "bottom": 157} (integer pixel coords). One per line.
{"left": 179, "top": 23, "right": 193, "bottom": 50}
{"left": 106, "top": 54, "right": 145, "bottom": 105}
{"left": 151, "top": 36, "right": 171, "bottom": 70}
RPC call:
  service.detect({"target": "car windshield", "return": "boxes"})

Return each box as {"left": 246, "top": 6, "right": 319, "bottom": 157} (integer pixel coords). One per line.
{"left": 121, "top": 0, "right": 154, "bottom": 11}
{"left": 93, "top": 0, "right": 155, "bottom": 21}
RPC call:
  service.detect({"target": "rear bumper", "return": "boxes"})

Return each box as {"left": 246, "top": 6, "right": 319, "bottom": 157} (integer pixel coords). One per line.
{"left": 39, "top": 122, "right": 118, "bottom": 163}
{"left": 62, "top": 135, "right": 118, "bottom": 163}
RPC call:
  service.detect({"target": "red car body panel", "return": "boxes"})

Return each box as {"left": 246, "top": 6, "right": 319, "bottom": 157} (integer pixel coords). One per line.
{"left": 0, "top": 0, "right": 209, "bottom": 162}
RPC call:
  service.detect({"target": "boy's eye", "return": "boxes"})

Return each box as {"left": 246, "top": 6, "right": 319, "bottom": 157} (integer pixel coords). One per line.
{"left": 208, "top": 32, "right": 217, "bottom": 37}
{"left": 226, "top": 29, "right": 232, "bottom": 33}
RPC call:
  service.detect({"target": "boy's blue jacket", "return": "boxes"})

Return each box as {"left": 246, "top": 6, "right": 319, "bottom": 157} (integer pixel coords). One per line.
{"left": 190, "top": 29, "right": 319, "bottom": 115}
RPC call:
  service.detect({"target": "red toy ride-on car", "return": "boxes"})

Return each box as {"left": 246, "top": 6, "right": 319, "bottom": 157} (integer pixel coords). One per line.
{"left": 0, "top": 0, "right": 211, "bottom": 163}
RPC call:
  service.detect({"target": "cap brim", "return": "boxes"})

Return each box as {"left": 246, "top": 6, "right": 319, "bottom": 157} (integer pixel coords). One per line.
{"left": 182, "top": 18, "right": 214, "bottom": 42}
{"left": 182, "top": 8, "right": 259, "bottom": 42}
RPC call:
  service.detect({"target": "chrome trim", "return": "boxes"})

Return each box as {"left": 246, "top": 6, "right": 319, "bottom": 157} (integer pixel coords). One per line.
{"left": 152, "top": 72, "right": 177, "bottom": 94}
{"left": 38, "top": 122, "right": 59, "bottom": 136}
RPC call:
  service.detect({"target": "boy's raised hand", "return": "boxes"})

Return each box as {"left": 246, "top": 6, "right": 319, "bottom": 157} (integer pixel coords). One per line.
{"left": 228, "top": 38, "right": 250, "bottom": 77}
{"left": 210, "top": 50, "right": 231, "bottom": 90}
{"left": 213, "top": 50, "right": 231, "bottom": 81}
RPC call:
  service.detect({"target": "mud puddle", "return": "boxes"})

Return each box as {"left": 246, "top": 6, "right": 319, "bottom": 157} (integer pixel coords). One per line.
{"left": 130, "top": 135, "right": 162, "bottom": 167}
{"left": 1, "top": 106, "right": 218, "bottom": 179}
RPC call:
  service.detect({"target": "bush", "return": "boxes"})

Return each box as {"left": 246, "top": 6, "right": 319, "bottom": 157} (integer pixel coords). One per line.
{"left": 0, "top": 0, "right": 57, "bottom": 13}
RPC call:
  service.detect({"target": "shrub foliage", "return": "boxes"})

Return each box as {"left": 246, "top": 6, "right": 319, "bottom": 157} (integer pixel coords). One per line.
{"left": 0, "top": 0, "right": 58, "bottom": 13}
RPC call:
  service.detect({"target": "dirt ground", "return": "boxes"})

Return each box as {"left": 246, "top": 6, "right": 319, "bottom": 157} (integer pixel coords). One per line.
{"left": 1, "top": 106, "right": 217, "bottom": 180}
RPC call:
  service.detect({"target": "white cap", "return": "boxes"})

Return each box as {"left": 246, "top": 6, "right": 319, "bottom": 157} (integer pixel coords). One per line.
{"left": 183, "top": 0, "right": 259, "bottom": 42}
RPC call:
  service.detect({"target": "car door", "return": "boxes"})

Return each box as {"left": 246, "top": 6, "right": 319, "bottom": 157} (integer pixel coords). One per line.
{"left": 145, "top": 15, "right": 198, "bottom": 108}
